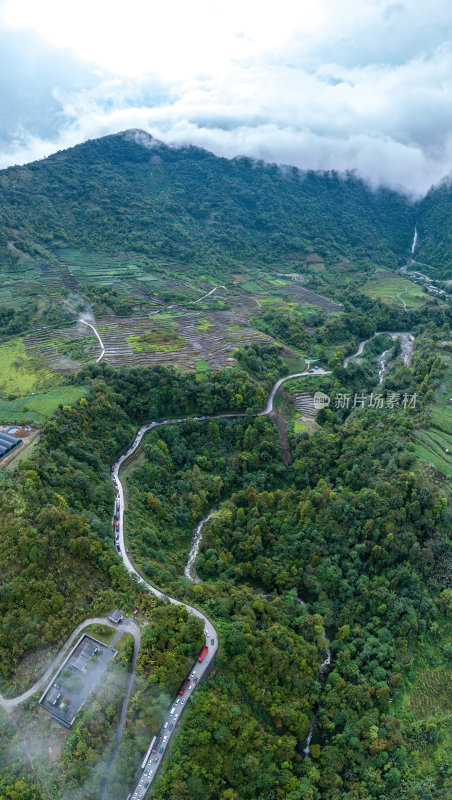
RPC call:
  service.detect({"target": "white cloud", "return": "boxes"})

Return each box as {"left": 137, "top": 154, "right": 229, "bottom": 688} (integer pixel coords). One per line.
{"left": 1, "top": 0, "right": 452, "bottom": 195}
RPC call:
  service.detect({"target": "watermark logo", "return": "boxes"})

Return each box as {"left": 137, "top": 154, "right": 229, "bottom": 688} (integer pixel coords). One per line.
{"left": 333, "top": 391, "right": 418, "bottom": 410}
{"left": 314, "top": 391, "right": 331, "bottom": 409}
{"left": 311, "top": 391, "right": 418, "bottom": 411}
{"left": 336, "top": 391, "right": 417, "bottom": 410}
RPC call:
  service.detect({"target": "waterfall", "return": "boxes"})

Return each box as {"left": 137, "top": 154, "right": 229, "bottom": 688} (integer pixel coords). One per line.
{"left": 303, "top": 719, "right": 315, "bottom": 757}
{"left": 411, "top": 226, "right": 418, "bottom": 255}
{"left": 319, "top": 648, "right": 331, "bottom": 676}
{"left": 302, "top": 648, "right": 332, "bottom": 757}
{"left": 184, "top": 514, "right": 212, "bottom": 582}
{"left": 378, "top": 349, "right": 390, "bottom": 384}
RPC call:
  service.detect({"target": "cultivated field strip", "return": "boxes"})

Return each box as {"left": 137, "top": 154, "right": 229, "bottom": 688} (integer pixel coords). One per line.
{"left": 294, "top": 392, "right": 318, "bottom": 418}
{"left": 277, "top": 282, "right": 343, "bottom": 312}
{"left": 24, "top": 325, "right": 98, "bottom": 372}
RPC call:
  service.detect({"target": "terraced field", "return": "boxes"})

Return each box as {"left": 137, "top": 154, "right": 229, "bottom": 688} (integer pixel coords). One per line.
{"left": 11, "top": 301, "right": 277, "bottom": 381}
{"left": 24, "top": 325, "right": 100, "bottom": 373}
{"left": 0, "top": 258, "right": 85, "bottom": 308}
{"left": 294, "top": 392, "right": 317, "bottom": 418}
{"left": 414, "top": 349, "right": 452, "bottom": 480}
{"left": 2, "top": 252, "right": 348, "bottom": 391}
{"left": 56, "top": 249, "right": 199, "bottom": 308}
{"left": 95, "top": 311, "right": 275, "bottom": 370}
{"left": 233, "top": 271, "right": 343, "bottom": 313}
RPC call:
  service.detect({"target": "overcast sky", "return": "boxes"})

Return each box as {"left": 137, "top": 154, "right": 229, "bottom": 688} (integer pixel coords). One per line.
{"left": 1, "top": 0, "right": 452, "bottom": 196}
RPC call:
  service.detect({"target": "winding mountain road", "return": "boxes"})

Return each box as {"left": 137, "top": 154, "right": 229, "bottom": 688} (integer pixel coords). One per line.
{"left": 0, "top": 323, "right": 415, "bottom": 799}
{"left": 108, "top": 323, "right": 415, "bottom": 797}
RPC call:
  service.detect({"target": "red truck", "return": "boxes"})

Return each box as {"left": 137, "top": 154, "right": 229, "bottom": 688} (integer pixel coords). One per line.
{"left": 198, "top": 645, "right": 208, "bottom": 662}
{"left": 178, "top": 677, "right": 190, "bottom": 695}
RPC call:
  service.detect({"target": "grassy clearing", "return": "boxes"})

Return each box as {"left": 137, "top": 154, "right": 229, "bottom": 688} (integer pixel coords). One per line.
{"left": 195, "top": 359, "right": 211, "bottom": 372}
{"left": 0, "top": 337, "right": 56, "bottom": 395}
{"left": 412, "top": 440, "right": 452, "bottom": 480}
{"left": 127, "top": 328, "right": 186, "bottom": 352}
{"left": 84, "top": 624, "right": 116, "bottom": 644}
{"left": 361, "top": 274, "right": 426, "bottom": 307}
{"left": 294, "top": 421, "right": 306, "bottom": 432}
{"left": 431, "top": 350, "right": 452, "bottom": 429}
{"left": 392, "top": 622, "right": 452, "bottom": 717}
{"left": 0, "top": 407, "right": 45, "bottom": 425}
{"left": 241, "top": 281, "right": 265, "bottom": 293}
{"left": 283, "top": 355, "right": 309, "bottom": 373}
{"left": 408, "top": 667, "right": 452, "bottom": 717}
{"left": 259, "top": 296, "right": 319, "bottom": 316}
{"left": 149, "top": 313, "right": 179, "bottom": 327}
{"left": 0, "top": 385, "right": 87, "bottom": 423}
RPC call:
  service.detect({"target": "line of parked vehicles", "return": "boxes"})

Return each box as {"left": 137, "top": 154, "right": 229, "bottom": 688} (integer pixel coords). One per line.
{"left": 129, "top": 641, "right": 213, "bottom": 799}
{"left": 112, "top": 474, "right": 121, "bottom": 554}
{"left": 111, "top": 448, "right": 215, "bottom": 800}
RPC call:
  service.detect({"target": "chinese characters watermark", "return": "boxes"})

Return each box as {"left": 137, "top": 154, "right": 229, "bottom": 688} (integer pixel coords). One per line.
{"left": 332, "top": 391, "right": 417, "bottom": 410}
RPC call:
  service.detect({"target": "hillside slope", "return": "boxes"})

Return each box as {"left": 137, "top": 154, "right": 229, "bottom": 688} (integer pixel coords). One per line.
{"left": 416, "top": 181, "right": 452, "bottom": 279}
{"left": 0, "top": 129, "right": 414, "bottom": 273}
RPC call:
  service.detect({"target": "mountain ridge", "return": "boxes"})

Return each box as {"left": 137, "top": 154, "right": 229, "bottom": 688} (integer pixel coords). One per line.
{"left": 0, "top": 128, "right": 450, "bottom": 280}
{"left": 0, "top": 129, "right": 416, "bottom": 275}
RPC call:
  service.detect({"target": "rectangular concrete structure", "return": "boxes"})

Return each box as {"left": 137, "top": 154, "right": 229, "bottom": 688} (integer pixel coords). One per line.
{"left": 39, "top": 634, "right": 116, "bottom": 726}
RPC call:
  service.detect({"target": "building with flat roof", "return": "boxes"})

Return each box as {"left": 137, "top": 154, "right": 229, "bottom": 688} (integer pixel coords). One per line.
{"left": 70, "top": 638, "right": 101, "bottom": 673}
{"left": 39, "top": 634, "right": 117, "bottom": 726}
{"left": 46, "top": 686, "right": 62, "bottom": 706}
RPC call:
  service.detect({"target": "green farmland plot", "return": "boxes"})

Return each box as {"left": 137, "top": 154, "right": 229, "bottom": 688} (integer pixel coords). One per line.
{"left": 361, "top": 273, "right": 426, "bottom": 308}
{"left": 413, "top": 438, "right": 452, "bottom": 480}
{"left": 0, "top": 337, "right": 56, "bottom": 395}
{"left": 195, "top": 359, "right": 211, "bottom": 372}
{"left": 413, "top": 350, "right": 452, "bottom": 480}
{"left": 294, "top": 421, "right": 306, "bottom": 432}
{"left": 127, "top": 327, "right": 186, "bottom": 352}
{"left": 0, "top": 386, "right": 87, "bottom": 424}
{"left": 196, "top": 318, "right": 214, "bottom": 331}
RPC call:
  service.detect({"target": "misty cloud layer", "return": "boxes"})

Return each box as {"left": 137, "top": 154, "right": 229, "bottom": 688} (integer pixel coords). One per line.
{"left": 1, "top": 0, "right": 452, "bottom": 196}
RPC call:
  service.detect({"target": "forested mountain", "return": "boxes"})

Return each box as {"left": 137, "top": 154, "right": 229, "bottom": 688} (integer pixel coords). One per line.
{"left": 417, "top": 181, "right": 452, "bottom": 278}
{"left": 0, "top": 131, "right": 450, "bottom": 800}
{"left": 0, "top": 129, "right": 415, "bottom": 272}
